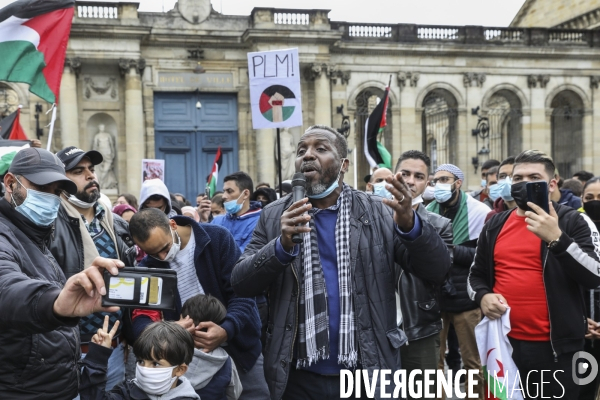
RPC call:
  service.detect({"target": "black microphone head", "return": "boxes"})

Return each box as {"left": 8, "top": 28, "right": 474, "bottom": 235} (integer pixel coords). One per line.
{"left": 292, "top": 172, "right": 306, "bottom": 189}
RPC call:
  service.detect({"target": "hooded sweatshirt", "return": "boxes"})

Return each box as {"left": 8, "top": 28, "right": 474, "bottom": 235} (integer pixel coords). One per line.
{"left": 186, "top": 347, "right": 242, "bottom": 400}
{"left": 139, "top": 179, "right": 177, "bottom": 217}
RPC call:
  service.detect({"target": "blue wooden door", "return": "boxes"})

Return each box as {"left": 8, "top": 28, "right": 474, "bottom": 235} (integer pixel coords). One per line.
{"left": 154, "top": 93, "right": 238, "bottom": 202}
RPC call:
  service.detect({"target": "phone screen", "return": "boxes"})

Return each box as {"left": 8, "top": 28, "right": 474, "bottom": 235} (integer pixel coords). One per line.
{"left": 526, "top": 181, "right": 549, "bottom": 214}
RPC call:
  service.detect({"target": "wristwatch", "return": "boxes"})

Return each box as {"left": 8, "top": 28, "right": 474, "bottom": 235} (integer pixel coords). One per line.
{"left": 548, "top": 236, "right": 561, "bottom": 249}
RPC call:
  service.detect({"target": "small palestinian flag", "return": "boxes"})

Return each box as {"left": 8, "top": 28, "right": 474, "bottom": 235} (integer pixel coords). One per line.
{"left": 259, "top": 85, "right": 298, "bottom": 123}
{"left": 0, "top": 0, "right": 75, "bottom": 104}
{"left": 206, "top": 146, "right": 222, "bottom": 198}
{"left": 0, "top": 139, "right": 29, "bottom": 174}
{"left": 0, "top": 108, "right": 28, "bottom": 140}
{"left": 363, "top": 84, "right": 392, "bottom": 170}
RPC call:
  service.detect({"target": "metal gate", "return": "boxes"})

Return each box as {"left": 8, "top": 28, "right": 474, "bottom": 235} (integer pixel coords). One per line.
{"left": 485, "top": 92, "right": 522, "bottom": 161}
{"left": 551, "top": 92, "right": 583, "bottom": 177}
{"left": 421, "top": 93, "right": 458, "bottom": 170}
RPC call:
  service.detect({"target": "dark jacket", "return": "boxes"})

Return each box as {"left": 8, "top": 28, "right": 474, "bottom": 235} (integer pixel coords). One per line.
{"left": 51, "top": 200, "right": 135, "bottom": 280}
{"left": 134, "top": 216, "right": 262, "bottom": 372}
{"left": 398, "top": 204, "right": 453, "bottom": 341}
{"left": 0, "top": 198, "right": 80, "bottom": 399}
{"left": 558, "top": 189, "right": 582, "bottom": 210}
{"left": 468, "top": 204, "right": 600, "bottom": 356}
{"left": 80, "top": 344, "right": 199, "bottom": 400}
{"left": 231, "top": 190, "right": 451, "bottom": 400}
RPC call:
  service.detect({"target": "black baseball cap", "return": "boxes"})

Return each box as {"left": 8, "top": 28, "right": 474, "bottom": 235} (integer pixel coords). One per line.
{"left": 56, "top": 146, "right": 103, "bottom": 171}
{"left": 8, "top": 148, "right": 77, "bottom": 194}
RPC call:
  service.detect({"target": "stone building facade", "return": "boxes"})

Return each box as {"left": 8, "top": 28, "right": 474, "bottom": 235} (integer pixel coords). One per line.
{"left": 2, "top": 0, "right": 600, "bottom": 199}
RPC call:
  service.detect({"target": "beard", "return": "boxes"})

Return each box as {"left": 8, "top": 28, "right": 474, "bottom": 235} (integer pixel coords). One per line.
{"left": 11, "top": 187, "right": 26, "bottom": 207}
{"left": 75, "top": 181, "right": 101, "bottom": 203}
{"left": 304, "top": 162, "right": 341, "bottom": 197}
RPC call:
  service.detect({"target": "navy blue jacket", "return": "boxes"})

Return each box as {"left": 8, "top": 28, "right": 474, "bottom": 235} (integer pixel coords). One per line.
{"left": 133, "top": 216, "right": 262, "bottom": 372}
{"left": 559, "top": 189, "right": 582, "bottom": 210}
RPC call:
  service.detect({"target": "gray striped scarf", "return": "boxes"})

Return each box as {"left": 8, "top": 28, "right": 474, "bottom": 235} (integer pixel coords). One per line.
{"left": 296, "top": 184, "right": 357, "bottom": 368}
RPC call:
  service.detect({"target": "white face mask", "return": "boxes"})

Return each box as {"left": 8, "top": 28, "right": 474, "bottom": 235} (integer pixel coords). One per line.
{"left": 411, "top": 194, "right": 424, "bottom": 206}
{"left": 135, "top": 364, "right": 177, "bottom": 395}
{"left": 150, "top": 229, "right": 181, "bottom": 262}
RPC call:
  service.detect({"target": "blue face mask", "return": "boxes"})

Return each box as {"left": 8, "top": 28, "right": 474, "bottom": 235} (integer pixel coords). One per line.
{"left": 434, "top": 183, "right": 454, "bottom": 204}
{"left": 481, "top": 179, "right": 487, "bottom": 188}
{"left": 497, "top": 178, "right": 513, "bottom": 201}
{"left": 307, "top": 159, "right": 346, "bottom": 200}
{"left": 224, "top": 192, "right": 245, "bottom": 215}
{"left": 488, "top": 183, "right": 501, "bottom": 201}
{"left": 12, "top": 177, "right": 61, "bottom": 226}
{"left": 372, "top": 181, "right": 393, "bottom": 200}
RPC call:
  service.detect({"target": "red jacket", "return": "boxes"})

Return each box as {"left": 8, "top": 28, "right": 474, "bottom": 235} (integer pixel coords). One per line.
{"left": 485, "top": 198, "right": 509, "bottom": 222}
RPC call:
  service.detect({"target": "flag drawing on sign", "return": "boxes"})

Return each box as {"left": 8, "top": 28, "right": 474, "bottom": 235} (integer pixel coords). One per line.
{"left": 259, "top": 85, "right": 298, "bottom": 123}
{"left": 0, "top": 140, "right": 29, "bottom": 174}
{"left": 206, "top": 146, "right": 222, "bottom": 198}
{"left": 475, "top": 308, "right": 524, "bottom": 400}
{"left": 0, "top": 0, "right": 75, "bottom": 103}
{"left": 0, "top": 108, "right": 28, "bottom": 140}
{"left": 363, "top": 82, "right": 392, "bottom": 170}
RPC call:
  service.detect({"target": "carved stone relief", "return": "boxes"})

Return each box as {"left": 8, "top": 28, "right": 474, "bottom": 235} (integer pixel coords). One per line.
{"left": 83, "top": 76, "right": 118, "bottom": 101}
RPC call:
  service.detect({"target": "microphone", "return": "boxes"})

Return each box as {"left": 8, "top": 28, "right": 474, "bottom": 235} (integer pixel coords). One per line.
{"left": 291, "top": 172, "right": 306, "bottom": 244}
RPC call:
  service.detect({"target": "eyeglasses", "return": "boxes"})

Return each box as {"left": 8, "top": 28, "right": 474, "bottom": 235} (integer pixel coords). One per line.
{"left": 428, "top": 176, "right": 457, "bottom": 186}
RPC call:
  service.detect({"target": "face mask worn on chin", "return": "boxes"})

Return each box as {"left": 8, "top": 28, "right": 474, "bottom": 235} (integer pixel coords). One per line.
{"left": 434, "top": 183, "right": 454, "bottom": 204}
{"left": 135, "top": 364, "right": 178, "bottom": 395}
{"left": 11, "top": 177, "right": 61, "bottom": 227}
{"left": 412, "top": 194, "right": 424, "bottom": 206}
{"left": 497, "top": 178, "right": 513, "bottom": 202}
{"left": 372, "top": 181, "right": 393, "bottom": 200}
{"left": 307, "top": 159, "right": 346, "bottom": 200}
{"left": 510, "top": 181, "right": 531, "bottom": 211}
{"left": 224, "top": 192, "right": 245, "bottom": 215}
{"left": 584, "top": 200, "right": 600, "bottom": 221}
{"left": 67, "top": 194, "right": 95, "bottom": 209}
{"left": 422, "top": 185, "right": 435, "bottom": 201}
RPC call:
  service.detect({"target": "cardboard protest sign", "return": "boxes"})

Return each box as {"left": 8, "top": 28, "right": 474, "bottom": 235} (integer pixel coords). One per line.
{"left": 247, "top": 48, "right": 303, "bottom": 129}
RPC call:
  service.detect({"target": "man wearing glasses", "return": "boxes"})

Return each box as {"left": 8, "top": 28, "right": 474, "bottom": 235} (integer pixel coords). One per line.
{"left": 426, "top": 164, "right": 490, "bottom": 399}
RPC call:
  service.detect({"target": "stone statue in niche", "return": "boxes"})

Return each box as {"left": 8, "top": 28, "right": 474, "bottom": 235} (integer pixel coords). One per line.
{"left": 92, "top": 124, "right": 118, "bottom": 189}
{"left": 275, "top": 127, "right": 296, "bottom": 181}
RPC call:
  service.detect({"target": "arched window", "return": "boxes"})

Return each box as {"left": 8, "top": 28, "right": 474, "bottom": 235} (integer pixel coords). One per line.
{"left": 551, "top": 90, "right": 583, "bottom": 177}
{"left": 355, "top": 87, "right": 393, "bottom": 181}
{"left": 0, "top": 83, "right": 20, "bottom": 119}
{"left": 421, "top": 89, "right": 458, "bottom": 170}
{"left": 485, "top": 89, "right": 522, "bottom": 160}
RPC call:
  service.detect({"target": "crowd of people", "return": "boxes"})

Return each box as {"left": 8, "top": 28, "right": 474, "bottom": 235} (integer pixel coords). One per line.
{"left": 0, "top": 124, "right": 600, "bottom": 399}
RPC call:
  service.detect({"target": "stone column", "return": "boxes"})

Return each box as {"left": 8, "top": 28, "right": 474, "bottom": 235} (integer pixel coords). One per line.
{"left": 59, "top": 57, "right": 81, "bottom": 148}
{"left": 306, "top": 64, "right": 332, "bottom": 126}
{"left": 528, "top": 75, "right": 551, "bottom": 154}
{"left": 119, "top": 58, "right": 146, "bottom": 194}
{"left": 398, "top": 72, "right": 420, "bottom": 160}
{"left": 463, "top": 72, "right": 487, "bottom": 190}
{"left": 591, "top": 77, "right": 600, "bottom": 173}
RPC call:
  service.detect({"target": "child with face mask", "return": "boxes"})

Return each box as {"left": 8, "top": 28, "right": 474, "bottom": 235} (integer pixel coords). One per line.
{"left": 80, "top": 317, "right": 199, "bottom": 400}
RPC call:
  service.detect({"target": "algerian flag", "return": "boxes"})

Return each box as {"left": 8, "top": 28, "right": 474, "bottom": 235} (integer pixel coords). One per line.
{"left": 206, "top": 146, "right": 222, "bottom": 198}
{"left": 0, "top": 0, "right": 75, "bottom": 103}
{"left": 363, "top": 82, "right": 392, "bottom": 170}
{"left": 475, "top": 308, "right": 524, "bottom": 400}
{"left": 0, "top": 140, "right": 29, "bottom": 174}
{"left": 427, "top": 192, "right": 490, "bottom": 245}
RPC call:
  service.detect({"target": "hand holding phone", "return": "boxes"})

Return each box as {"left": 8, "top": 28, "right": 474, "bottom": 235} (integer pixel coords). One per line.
{"left": 526, "top": 181, "right": 549, "bottom": 214}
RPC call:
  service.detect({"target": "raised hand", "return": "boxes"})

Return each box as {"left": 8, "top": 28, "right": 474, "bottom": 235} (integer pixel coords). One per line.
{"left": 382, "top": 172, "right": 415, "bottom": 232}
{"left": 91, "top": 315, "right": 121, "bottom": 348}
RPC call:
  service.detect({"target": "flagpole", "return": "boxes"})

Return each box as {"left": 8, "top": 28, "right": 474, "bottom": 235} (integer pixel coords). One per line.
{"left": 45, "top": 104, "right": 57, "bottom": 151}
{"left": 353, "top": 148, "right": 357, "bottom": 189}
{"left": 276, "top": 127, "right": 283, "bottom": 198}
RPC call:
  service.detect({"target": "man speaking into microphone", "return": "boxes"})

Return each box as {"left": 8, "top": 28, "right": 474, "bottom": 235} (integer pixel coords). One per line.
{"left": 232, "top": 125, "right": 451, "bottom": 400}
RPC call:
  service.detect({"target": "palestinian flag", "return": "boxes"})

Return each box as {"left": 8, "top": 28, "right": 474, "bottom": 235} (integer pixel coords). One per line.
{"left": 0, "top": 139, "right": 29, "bottom": 174}
{"left": 0, "top": 0, "right": 75, "bottom": 104}
{"left": 206, "top": 146, "right": 222, "bottom": 198}
{"left": 259, "top": 85, "right": 298, "bottom": 123}
{"left": 475, "top": 308, "right": 524, "bottom": 400}
{"left": 427, "top": 191, "right": 490, "bottom": 245}
{"left": 0, "top": 108, "right": 28, "bottom": 140}
{"left": 363, "top": 84, "right": 392, "bottom": 169}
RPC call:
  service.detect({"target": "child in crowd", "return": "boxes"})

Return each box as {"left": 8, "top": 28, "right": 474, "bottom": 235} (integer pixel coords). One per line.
{"left": 181, "top": 294, "right": 243, "bottom": 400}
{"left": 80, "top": 316, "right": 199, "bottom": 400}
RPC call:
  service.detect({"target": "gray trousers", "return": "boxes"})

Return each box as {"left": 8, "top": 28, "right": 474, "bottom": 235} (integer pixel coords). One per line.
{"left": 237, "top": 353, "right": 270, "bottom": 399}
{"left": 400, "top": 333, "right": 441, "bottom": 399}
